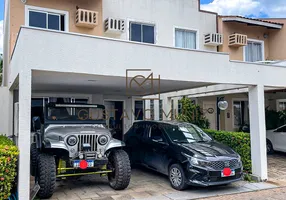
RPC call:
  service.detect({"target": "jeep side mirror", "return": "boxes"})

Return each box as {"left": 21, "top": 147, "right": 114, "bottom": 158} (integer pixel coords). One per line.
{"left": 32, "top": 116, "right": 41, "bottom": 132}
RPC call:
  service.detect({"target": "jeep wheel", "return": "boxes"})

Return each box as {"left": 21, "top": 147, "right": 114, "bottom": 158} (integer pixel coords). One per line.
{"left": 108, "top": 149, "right": 131, "bottom": 190}
{"left": 30, "top": 143, "right": 39, "bottom": 176}
{"left": 37, "top": 154, "right": 56, "bottom": 199}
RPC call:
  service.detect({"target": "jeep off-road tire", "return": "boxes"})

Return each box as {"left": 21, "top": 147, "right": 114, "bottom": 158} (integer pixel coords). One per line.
{"left": 37, "top": 154, "right": 56, "bottom": 199}
{"left": 30, "top": 143, "right": 39, "bottom": 176}
{"left": 108, "top": 149, "right": 131, "bottom": 190}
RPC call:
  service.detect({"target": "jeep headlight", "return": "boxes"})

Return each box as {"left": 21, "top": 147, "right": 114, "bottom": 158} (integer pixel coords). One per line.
{"left": 67, "top": 135, "right": 78, "bottom": 146}
{"left": 98, "top": 135, "right": 108, "bottom": 145}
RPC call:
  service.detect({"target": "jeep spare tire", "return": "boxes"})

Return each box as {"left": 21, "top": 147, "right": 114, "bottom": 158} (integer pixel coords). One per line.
{"left": 108, "top": 149, "right": 131, "bottom": 190}
{"left": 37, "top": 154, "right": 56, "bottom": 199}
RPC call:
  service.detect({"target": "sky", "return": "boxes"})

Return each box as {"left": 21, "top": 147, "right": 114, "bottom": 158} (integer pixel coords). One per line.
{"left": 0, "top": 0, "right": 285, "bottom": 53}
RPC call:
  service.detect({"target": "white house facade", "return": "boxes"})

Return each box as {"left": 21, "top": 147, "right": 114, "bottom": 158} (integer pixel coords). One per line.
{"left": 0, "top": 0, "right": 285, "bottom": 199}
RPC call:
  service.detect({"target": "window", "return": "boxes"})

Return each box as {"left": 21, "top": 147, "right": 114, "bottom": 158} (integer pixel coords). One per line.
{"left": 275, "top": 125, "right": 286, "bottom": 133}
{"left": 233, "top": 100, "right": 249, "bottom": 128}
{"left": 178, "top": 100, "right": 182, "bottom": 115}
{"left": 159, "top": 100, "right": 163, "bottom": 121}
{"left": 245, "top": 40, "right": 264, "bottom": 62}
{"left": 149, "top": 125, "right": 165, "bottom": 142}
{"left": 130, "top": 22, "right": 155, "bottom": 44}
{"left": 134, "top": 125, "right": 146, "bottom": 137}
{"left": 150, "top": 100, "right": 155, "bottom": 120}
{"left": 171, "top": 99, "right": 174, "bottom": 120}
{"left": 277, "top": 100, "right": 286, "bottom": 111}
{"left": 134, "top": 100, "right": 144, "bottom": 120}
{"left": 175, "top": 28, "right": 197, "bottom": 49}
{"left": 26, "top": 6, "right": 67, "bottom": 31}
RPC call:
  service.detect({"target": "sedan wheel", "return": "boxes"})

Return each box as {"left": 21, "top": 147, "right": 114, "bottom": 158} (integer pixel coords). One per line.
{"left": 169, "top": 164, "right": 187, "bottom": 190}
{"left": 267, "top": 140, "right": 274, "bottom": 154}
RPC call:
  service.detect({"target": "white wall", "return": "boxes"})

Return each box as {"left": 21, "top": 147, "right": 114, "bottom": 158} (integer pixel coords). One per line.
{"left": 102, "top": 0, "right": 217, "bottom": 51}
{"left": 0, "top": 87, "right": 11, "bottom": 136}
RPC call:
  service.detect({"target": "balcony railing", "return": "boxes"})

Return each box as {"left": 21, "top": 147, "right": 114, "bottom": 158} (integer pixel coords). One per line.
{"left": 76, "top": 9, "right": 98, "bottom": 28}
{"left": 228, "top": 33, "right": 247, "bottom": 47}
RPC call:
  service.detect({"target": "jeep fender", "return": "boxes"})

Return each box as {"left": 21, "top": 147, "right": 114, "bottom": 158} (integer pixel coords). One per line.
{"left": 105, "top": 139, "right": 125, "bottom": 153}
{"left": 43, "top": 140, "right": 70, "bottom": 158}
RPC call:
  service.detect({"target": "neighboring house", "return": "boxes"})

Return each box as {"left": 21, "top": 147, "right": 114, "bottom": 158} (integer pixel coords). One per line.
{"left": 159, "top": 16, "right": 286, "bottom": 132}
{"left": 0, "top": 0, "right": 286, "bottom": 199}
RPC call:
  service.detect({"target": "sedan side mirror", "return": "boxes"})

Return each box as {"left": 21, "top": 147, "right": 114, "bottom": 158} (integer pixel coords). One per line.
{"left": 32, "top": 116, "right": 41, "bottom": 132}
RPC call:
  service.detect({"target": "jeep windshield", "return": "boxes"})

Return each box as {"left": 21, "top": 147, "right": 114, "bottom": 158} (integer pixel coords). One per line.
{"left": 46, "top": 104, "right": 105, "bottom": 122}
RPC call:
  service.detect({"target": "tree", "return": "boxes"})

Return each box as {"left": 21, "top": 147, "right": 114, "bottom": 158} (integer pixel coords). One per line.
{"left": 176, "top": 96, "right": 210, "bottom": 129}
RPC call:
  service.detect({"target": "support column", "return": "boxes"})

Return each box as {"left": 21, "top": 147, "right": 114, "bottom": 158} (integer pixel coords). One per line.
{"left": 18, "top": 71, "right": 32, "bottom": 200}
{"left": 248, "top": 85, "right": 267, "bottom": 181}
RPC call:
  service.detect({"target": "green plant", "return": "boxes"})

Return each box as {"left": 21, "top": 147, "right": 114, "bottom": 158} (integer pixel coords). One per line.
{"left": 0, "top": 135, "right": 19, "bottom": 199}
{"left": 177, "top": 97, "right": 210, "bottom": 129}
{"left": 265, "top": 107, "right": 286, "bottom": 130}
{"left": 204, "top": 129, "right": 251, "bottom": 172}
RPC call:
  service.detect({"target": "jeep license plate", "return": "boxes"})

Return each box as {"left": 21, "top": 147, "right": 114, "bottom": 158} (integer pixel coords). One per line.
{"left": 73, "top": 160, "right": 94, "bottom": 168}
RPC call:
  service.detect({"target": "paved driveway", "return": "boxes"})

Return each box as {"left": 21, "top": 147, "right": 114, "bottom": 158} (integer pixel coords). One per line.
{"left": 268, "top": 152, "right": 286, "bottom": 186}
{"left": 48, "top": 166, "right": 276, "bottom": 200}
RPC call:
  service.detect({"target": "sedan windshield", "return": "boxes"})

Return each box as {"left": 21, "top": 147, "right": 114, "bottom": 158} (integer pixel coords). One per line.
{"left": 165, "top": 123, "right": 212, "bottom": 143}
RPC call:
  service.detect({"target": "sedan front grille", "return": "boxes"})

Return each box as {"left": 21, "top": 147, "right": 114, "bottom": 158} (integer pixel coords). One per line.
{"left": 77, "top": 134, "right": 98, "bottom": 152}
{"left": 208, "top": 159, "right": 239, "bottom": 170}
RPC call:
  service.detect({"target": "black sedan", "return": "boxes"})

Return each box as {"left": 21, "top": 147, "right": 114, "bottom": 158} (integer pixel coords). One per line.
{"left": 124, "top": 121, "right": 243, "bottom": 190}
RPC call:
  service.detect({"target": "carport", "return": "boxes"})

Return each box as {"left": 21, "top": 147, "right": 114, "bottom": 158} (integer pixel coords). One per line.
{"left": 8, "top": 27, "right": 286, "bottom": 199}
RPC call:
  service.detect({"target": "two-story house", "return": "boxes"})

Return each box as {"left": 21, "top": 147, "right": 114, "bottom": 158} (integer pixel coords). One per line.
{"left": 161, "top": 16, "right": 286, "bottom": 132}
{"left": 0, "top": 0, "right": 285, "bottom": 198}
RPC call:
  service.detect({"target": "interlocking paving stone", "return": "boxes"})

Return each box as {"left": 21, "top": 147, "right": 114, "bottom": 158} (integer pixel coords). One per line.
{"left": 34, "top": 157, "right": 286, "bottom": 200}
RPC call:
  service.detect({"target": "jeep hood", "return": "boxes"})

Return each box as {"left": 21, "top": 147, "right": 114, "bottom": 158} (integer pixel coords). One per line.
{"left": 44, "top": 124, "right": 110, "bottom": 141}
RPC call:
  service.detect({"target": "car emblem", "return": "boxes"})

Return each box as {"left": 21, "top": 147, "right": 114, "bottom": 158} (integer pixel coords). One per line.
{"left": 224, "top": 161, "right": 230, "bottom": 167}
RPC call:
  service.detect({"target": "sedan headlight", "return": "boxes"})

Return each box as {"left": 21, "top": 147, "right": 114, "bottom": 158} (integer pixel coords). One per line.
{"left": 67, "top": 135, "right": 78, "bottom": 146}
{"left": 182, "top": 153, "right": 209, "bottom": 167}
{"left": 98, "top": 135, "right": 108, "bottom": 145}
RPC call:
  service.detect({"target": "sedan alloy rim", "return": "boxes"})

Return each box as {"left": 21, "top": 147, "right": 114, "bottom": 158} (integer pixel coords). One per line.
{"left": 170, "top": 167, "right": 182, "bottom": 187}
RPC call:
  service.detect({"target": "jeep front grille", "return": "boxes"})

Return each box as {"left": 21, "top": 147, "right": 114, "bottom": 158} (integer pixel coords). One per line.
{"left": 208, "top": 159, "right": 239, "bottom": 170}
{"left": 77, "top": 134, "right": 98, "bottom": 151}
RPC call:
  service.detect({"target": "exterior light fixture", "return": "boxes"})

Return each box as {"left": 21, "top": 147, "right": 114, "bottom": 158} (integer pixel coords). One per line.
{"left": 218, "top": 100, "right": 228, "bottom": 111}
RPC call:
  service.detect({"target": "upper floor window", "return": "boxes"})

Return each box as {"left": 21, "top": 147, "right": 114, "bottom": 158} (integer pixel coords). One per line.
{"left": 130, "top": 22, "right": 155, "bottom": 44}
{"left": 175, "top": 28, "right": 197, "bottom": 49}
{"left": 26, "top": 6, "right": 68, "bottom": 31}
{"left": 277, "top": 100, "right": 286, "bottom": 111}
{"left": 244, "top": 40, "right": 264, "bottom": 62}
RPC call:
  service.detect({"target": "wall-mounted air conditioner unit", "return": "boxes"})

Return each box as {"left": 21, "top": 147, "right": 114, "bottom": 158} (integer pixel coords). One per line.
{"left": 104, "top": 17, "right": 125, "bottom": 34}
{"left": 76, "top": 9, "right": 98, "bottom": 28}
{"left": 229, "top": 33, "right": 247, "bottom": 47}
{"left": 204, "top": 33, "right": 223, "bottom": 46}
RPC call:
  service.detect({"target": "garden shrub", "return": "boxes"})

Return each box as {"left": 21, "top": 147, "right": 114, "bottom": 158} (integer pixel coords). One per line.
{"left": 204, "top": 129, "right": 251, "bottom": 173}
{"left": 177, "top": 97, "right": 210, "bottom": 129}
{"left": 0, "top": 135, "right": 19, "bottom": 199}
